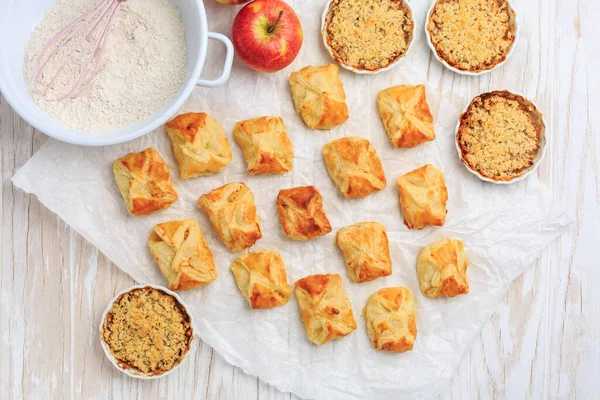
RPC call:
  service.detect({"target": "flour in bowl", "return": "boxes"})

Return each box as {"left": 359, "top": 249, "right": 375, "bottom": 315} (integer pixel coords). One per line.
{"left": 23, "top": 0, "right": 188, "bottom": 133}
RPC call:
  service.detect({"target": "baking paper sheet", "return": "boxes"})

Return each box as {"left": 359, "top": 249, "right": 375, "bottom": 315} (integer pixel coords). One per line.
{"left": 12, "top": 0, "right": 571, "bottom": 398}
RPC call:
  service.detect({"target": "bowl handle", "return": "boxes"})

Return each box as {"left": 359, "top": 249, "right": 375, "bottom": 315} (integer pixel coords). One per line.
{"left": 197, "top": 32, "right": 234, "bottom": 88}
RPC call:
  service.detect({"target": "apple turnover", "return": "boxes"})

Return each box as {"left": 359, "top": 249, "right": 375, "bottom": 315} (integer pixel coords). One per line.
{"left": 396, "top": 164, "right": 448, "bottom": 229}
{"left": 198, "top": 182, "right": 262, "bottom": 252}
{"left": 165, "top": 112, "right": 232, "bottom": 179}
{"left": 113, "top": 147, "right": 178, "bottom": 216}
{"left": 336, "top": 222, "right": 392, "bottom": 283}
{"left": 288, "top": 64, "right": 349, "bottom": 130}
{"left": 276, "top": 186, "right": 332, "bottom": 241}
{"left": 231, "top": 250, "right": 291, "bottom": 309}
{"left": 363, "top": 287, "right": 417, "bottom": 353}
{"left": 322, "top": 136, "right": 386, "bottom": 199}
{"left": 148, "top": 219, "right": 217, "bottom": 291}
{"left": 233, "top": 116, "right": 294, "bottom": 175}
{"left": 417, "top": 238, "right": 469, "bottom": 298}
{"left": 378, "top": 84, "right": 435, "bottom": 148}
{"left": 295, "top": 273, "right": 357, "bottom": 345}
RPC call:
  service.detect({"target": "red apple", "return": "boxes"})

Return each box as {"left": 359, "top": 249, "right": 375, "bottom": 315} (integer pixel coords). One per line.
{"left": 232, "top": 0, "right": 303, "bottom": 73}
{"left": 215, "top": 0, "right": 251, "bottom": 5}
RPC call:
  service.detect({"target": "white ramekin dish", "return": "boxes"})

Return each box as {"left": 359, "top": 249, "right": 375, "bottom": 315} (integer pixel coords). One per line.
{"left": 99, "top": 284, "right": 195, "bottom": 379}
{"left": 321, "top": 0, "right": 415, "bottom": 74}
{"left": 455, "top": 91, "right": 547, "bottom": 184}
{"left": 0, "top": 0, "right": 233, "bottom": 146}
{"left": 424, "top": 0, "right": 518, "bottom": 76}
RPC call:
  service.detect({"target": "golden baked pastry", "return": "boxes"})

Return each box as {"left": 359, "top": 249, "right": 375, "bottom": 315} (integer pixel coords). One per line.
{"left": 336, "top": 222, "right": 392, "bottom": 283}
{"left": 101, "top": 286, "right": 193, "bottom": 375}
{"left": 148, "top": 219, "right": 217, "bottom": 291}
{"left": 322, "top": 136, "right": 386, "bottom": 199}
{"left": 276, "top": 186, "right": 332, "bottom": 241}
{"left": 198, "top": 182, "right": 262, "bottom": 252}
{"left": 457, "top": 91, "right": 543, "bottom": 181}
{"left": 165, "top": 112, "right": 232, "bottom": 179}
{"left": 231, "top": 250, "right": 291, "bottom": 309}
{"left": 233, "top": 116, "right": 294, "bottom": 175}
{"left": 113, "top": 147, "right": 178, "bottom": 216}
{"left": 396, "top": 164, "right": 447, "bottom": 229}
{"left": 377, "top": 85, "right": 435, "bottom": 148}
{"left": 324, "top": 0, "right": 414, "bottom": 71}
{"left": 295, "top": 273, "right": 357, "bottom": 345}
{"left": 427, "top": 0, "right": 516, "bottom": 72}
{"left": 288, "top": 64, "right": 349, "bottom": 130}
{"left": 363, "top": 287, "right": 416, "bottom": 353}
{"left": 417, "top": 238, "right": 469, "bottom": 298}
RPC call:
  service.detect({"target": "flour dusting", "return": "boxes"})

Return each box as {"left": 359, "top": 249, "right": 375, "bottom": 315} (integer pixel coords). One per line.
{"left": 24, "top": 0, "right": 188, "bottom": 133}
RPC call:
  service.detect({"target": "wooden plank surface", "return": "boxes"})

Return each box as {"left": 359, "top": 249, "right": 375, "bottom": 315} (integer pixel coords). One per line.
{"left": 1, "top": 0, "right": 598, "bottom": 398}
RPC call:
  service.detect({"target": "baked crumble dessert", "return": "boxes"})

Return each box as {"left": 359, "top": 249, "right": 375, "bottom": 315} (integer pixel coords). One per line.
{"left": 101, "top": 287, "right": 193, "bottom": 375}
{"left": 324, "top": 0, "right": 414, "bottom": 71}
{"left": 426, "top": 0, "right": 516, "bottom": 72}
{"left": 457, "top": 91, "right": 543, "bottom": 181}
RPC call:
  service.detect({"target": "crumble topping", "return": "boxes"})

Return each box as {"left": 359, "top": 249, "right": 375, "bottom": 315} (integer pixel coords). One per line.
{"left": 457, "top": 91, "right": 542, "bottom": 181}
{"left": 102, "top": 287, "right": 193, "bottom": 375}
{"left": 325, "top": 0, "right": 414, "bottom": 71}
{"left": 427, "top": 0, "right": 515, "bottom": 72}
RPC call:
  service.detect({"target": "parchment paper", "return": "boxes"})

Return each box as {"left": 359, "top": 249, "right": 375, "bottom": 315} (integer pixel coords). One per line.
{"left": 12, "top": 0, "right": 571, "bottom": 398}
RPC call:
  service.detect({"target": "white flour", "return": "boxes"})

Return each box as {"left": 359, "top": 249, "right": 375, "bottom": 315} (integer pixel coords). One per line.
{"left": 24, "top": 0, "right": 187, "bottom": 133}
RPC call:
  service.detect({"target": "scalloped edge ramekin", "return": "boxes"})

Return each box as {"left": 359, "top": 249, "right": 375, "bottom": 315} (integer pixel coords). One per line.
{"left": 99, "top": 284, "right": 195, "bottom": 379}
{"left": 321, "top": 0, "right": 415, "bottom": 74}
{"left": 424, "top": 0, "right": 519, "bottom": 76}
{"left": 455, "top": 90, "right": 547, "bottom": 184}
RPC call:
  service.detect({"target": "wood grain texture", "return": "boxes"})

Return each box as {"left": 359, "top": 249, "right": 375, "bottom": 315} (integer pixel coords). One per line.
{"left": 1, "top": 0, "right": 598, "bottom": 398}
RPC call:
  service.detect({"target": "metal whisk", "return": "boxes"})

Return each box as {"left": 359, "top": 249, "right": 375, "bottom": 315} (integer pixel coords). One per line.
{"left": 35, "top": 0, "right": 127, "bottom": 100}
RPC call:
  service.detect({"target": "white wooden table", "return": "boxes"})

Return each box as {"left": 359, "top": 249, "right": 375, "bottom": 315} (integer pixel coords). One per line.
{"left": 1, "top": 0, "right": 598, "bottom": 398}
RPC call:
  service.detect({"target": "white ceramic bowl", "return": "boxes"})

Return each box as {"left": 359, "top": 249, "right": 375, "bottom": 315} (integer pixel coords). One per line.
{"left": 0, "top": 0, "right": 234, "bottom": 146}
{"left": 321, "top": 0, "right": 415, "bottom": 74}
{"left": 99, "top": 284, "right": 195, "bottom": 379}
{"left": 424, "top": 0, "right": 518, "bottom": 76}
{"left": 455, "top": 91, "right": 547, "bottom": 184}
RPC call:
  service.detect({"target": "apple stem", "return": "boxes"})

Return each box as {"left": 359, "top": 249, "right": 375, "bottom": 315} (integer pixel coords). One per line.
{"left": 267, "top": 11, "right": 284, "bottom": 34}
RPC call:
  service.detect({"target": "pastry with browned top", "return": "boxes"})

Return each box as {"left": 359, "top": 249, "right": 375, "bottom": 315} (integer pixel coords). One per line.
{"left": 363, "top": 287, "right": 416, "bottom": 353}
{"left": 322, "top": 136, "right": 386, "bottom": 199}
{"left": 113, "top": 147, "right": 178, "bottom": 216}
{"left": 397, "top": 165, "right": 448, "bottom": 229}
{"left": 231, "top": 250, "right": 291, "bottom": 309}
{"left": 426, "top": 0, "right": 516, "bottom": 72}
{"left": 234, "top": 116, "right": 294, "bottom": 175}
{"left": 324, "top": 0, "right": 414, "bottom": 71}
{"left": 417, "top": 238, "right": 469, "bottom": 298}
{"left": 295, "top": 273, "right": 357, "bottom": 345}
{"left": 276, "top": 186, "right": 332, "bottom": 241}
{"left": 165, "top": 112, "right": 232, "bottom": 179}
{"left": 377, "top": 85, "right": 435, "bottom": 148}
{"left": 101, "top": 287, "right": 193, "bottom": 375}
{"left": 457, "top": 91, "right": 543, "bottom": 181}
{"left": 198, "top": 182, "right": 262, "bottom": 252}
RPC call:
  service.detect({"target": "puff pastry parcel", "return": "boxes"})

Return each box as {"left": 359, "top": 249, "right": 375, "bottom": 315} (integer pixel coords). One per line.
{"left": 198, "top": 182, "right": 262, "bottom": 252}
{"left": 377, "top": 84, "right": 435, "bottom": 148}
{"left": 289, "top": 64, "right": 349, "bottom": 130}
{"left": 165, "top": 112, "right": 232, "bottom": 179}
{"left": 417, "top": 238, "right": 469, "bottom": 298}
{"left": 336, "top": 222, "right": 392, "bottom": 283}
{"left": 396, "top": 164, "right": 448, "bottom": 229}
{"left": 231, "top": 250, "right": 291, "bottom": 309}
{"left": 276, "top": 186, "right": 332, "bottom": 241}
{"left": 233, "top": 116, "right": 294, "bottom": 175}
{"left": 113, "top": 147, "right": 178, "bottom": 216}
{"left": 295, "top": 274, "right": 357, "bottom": 345}
{"left": 322, "top": 136, "right": 386, "bottom": 199}
{"left": 148, "top": 219, "right": 217, "bottom": 291}
{"left": 363, "top": 287, "right": 417, "bottom": 353}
